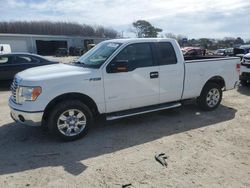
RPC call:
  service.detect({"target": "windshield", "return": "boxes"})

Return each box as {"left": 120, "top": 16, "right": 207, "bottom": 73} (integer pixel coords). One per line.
{"left": 78, "top": 42, "right": 122, "bottom": 68}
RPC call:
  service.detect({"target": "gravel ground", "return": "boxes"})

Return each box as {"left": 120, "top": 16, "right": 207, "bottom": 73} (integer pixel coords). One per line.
{"left": 45, "top": 56, "right": 79, "bottom": 64}
{"left": 0, "top": 85, "right": 249, "bottom": 188}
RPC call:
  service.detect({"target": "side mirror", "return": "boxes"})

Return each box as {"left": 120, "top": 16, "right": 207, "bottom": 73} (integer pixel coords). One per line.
{"left": 0, "top": 46, "right": 3, "bottom": 51}
{"left": 108, "top": 60, "right": 129, "bottom": 73}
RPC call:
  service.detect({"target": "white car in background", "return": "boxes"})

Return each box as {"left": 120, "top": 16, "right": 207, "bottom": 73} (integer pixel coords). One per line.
{"left": 240, "top": 53, "right": 250, "bottom": 85}
{"left": 0, "top": 44, "right": 11, "bottom": 54}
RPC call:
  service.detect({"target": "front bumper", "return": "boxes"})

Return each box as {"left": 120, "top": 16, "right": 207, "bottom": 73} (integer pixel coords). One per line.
{"left": 10, "top": 107, "right": 43, "bottom": 126}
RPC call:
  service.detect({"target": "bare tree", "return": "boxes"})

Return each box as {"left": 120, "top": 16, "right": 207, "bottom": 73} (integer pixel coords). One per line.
{"left": 0, "top": 21, "right": 118, "bottom": 38}
{"left": 132, "top": 20, "right": 162, "bottom": 38}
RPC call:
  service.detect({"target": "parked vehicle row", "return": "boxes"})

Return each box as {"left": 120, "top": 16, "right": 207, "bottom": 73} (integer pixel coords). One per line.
{"left": 214, "top": 45, "right": 250, "bottom": 57}
{"left": 55, "top": 44, "right": 96, "bottom": 57}
{"left": 8, "top": 38, "right": 240, "bottom": 141}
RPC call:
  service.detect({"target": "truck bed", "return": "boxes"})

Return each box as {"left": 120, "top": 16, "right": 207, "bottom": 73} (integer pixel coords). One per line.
{"left": 182, "top": 56, "right": 240, "bottom": 100}
{"left": 184, "top": 55, "right": 228, "bottom": 61}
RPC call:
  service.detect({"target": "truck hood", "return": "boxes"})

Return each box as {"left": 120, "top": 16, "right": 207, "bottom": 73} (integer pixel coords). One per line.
{"left": 16, "top": 63, "right": 93, "bottom": 82}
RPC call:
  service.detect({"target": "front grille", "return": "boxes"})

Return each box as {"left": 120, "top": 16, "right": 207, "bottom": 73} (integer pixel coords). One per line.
{"left": 10, "top": 78, "right": 19, "bottom": 103}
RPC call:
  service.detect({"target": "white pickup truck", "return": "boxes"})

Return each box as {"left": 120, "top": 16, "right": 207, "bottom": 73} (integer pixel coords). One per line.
{"left": 9, "top": 38, "right": 240, "bottom": 141}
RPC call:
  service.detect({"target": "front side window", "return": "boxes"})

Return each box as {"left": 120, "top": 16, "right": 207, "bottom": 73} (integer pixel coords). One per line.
{"left": 158, "top": 42, "right": 177, "bottom": 65}
{"left": 114, "top": 43, "right": 154, "bottom": 69}
{"left": 78, "top": 42, "right": 121, "bottom": 68}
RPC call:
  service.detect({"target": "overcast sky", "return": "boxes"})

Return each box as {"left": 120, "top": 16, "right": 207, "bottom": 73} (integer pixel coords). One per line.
{"left": 1, "top": 0, "right": 250, "bottom": 40}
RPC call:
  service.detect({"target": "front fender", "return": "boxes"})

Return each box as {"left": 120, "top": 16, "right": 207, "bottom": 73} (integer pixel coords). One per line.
{"left": 14, "top": 79, "right": 106, "bottom": 114}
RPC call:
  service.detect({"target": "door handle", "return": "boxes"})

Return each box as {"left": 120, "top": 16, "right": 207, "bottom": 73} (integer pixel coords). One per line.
{"left": 150, "top": 71, "right": 159, "bottom": 79}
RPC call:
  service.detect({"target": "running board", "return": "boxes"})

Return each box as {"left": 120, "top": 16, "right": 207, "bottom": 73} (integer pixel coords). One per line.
{"left": 106, "top": 102, "right": 181, "bottom": 121}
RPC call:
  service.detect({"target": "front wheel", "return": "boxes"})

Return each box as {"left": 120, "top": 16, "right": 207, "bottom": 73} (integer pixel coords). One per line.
{"left": 197, "top": 83, "right": 222, "bottom": 111}
{"left": 48, "top": 100, "right": 93, "bottom": 141}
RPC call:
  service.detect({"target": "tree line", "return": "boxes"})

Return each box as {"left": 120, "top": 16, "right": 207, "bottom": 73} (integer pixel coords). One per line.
{"left": 0, "top": 20, "right": 248, "bottom": 49}
{"left": 164, "top": 33, "right": 246, "bottom": 50}
{"left": 0, "top": 21, "right": 118, "bottom": 38}
{"left": 132, "top": 20, "right": 248, "bottom": 50}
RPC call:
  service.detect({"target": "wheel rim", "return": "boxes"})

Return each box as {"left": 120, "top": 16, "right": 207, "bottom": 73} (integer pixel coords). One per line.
{"left": 57, "top": 109, "right": 86, "bottom": 137}
{"left": 206, "top": 88, "right": 220, "bottom": 108}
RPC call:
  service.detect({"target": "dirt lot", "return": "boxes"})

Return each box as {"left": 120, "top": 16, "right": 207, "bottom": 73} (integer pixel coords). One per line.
{"left": 45, "top": 56, "right": 79, "bottom": 64}
{"left": 0, "top": 85, "right": 249, "bottom": 188}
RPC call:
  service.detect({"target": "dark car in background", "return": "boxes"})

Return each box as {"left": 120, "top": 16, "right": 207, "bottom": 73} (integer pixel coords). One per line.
{"left": 55, "top": 48, "right": 68, "bottom": 57}
{"left": 0, "top": 53, "right": 58, "bottom": 81}
{"left": 239, "top": 45, "right": 250, "bottom": 54}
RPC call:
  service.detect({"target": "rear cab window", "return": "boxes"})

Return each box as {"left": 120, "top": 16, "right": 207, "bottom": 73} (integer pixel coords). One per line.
{"left": 0, "top": 56, "right": 10, "bottom": 64}
{"left": 157, "top": 42, "right": 177, "bottom": 65}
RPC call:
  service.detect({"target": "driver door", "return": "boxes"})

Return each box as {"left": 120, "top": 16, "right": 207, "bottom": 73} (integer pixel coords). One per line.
{"left": 103, "top": 43, "right": 160, "bottom": 113}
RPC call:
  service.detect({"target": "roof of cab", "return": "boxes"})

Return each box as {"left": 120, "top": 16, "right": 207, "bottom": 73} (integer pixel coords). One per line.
{"left": 106, "top": 38, "right": 176, "bottom": 44}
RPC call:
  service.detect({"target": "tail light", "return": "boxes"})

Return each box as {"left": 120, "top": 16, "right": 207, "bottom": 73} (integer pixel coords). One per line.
{"left": 236, "top": 64, "right": 241, "bottom": 74}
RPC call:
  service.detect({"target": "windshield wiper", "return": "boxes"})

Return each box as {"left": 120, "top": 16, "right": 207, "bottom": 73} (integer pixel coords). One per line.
{"left": 73, "top": 61, "right": 82, "bottom": 64}
{"left": 72, "top": 61, "right": 98, "bottom": 69}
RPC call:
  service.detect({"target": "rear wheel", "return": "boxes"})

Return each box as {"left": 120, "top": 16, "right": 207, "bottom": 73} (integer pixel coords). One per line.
{"left": 197, "top": 83, "right": 222, "bottom": 111}
{"left": 48, "top": 100, "right": 92, "bottom": 141}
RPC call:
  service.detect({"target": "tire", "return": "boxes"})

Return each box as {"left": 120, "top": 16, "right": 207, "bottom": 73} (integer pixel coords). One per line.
{"left": 48, "top": 100, "right": 93, "bottom": 141}
{"left": 240, "top": 80, "right": 248, "bottom": 86}
{"left": 197, "top": 82, "right": 222, "bottom": 111}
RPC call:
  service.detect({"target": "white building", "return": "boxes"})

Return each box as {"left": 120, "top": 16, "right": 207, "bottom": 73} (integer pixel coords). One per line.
{"left": 0, "top": 33, "right": 106, "bottom": 55}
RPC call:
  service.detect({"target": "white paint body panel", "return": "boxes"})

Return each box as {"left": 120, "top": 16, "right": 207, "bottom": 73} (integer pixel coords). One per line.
{"left": 183, "top": 57, "right": 240, "bottom": 99}
{"left": 159, "top": 41, "right": 185, "bottom": 103}
{"left": 11, "top": 64, "right": 105, "bottom": 113}
{"left": 103, "top": 66, "right": 160, "bottom": 113}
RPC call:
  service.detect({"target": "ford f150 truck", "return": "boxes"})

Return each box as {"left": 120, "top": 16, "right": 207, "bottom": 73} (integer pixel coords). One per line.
{"left": 240, "top": 53, "right": 250, "bottom": 85}
{"left": 9, "top": 38, "right": 240, "bottom": 141}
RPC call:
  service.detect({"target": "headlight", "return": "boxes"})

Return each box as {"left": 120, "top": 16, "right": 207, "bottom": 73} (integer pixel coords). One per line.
{"left": 17, "top": 86, "right": 42, "bottom": 104}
